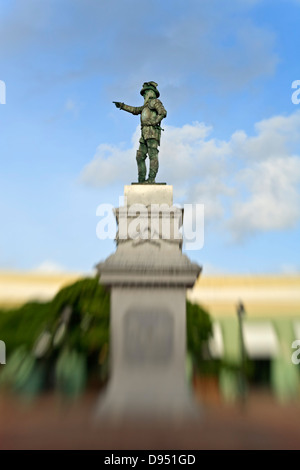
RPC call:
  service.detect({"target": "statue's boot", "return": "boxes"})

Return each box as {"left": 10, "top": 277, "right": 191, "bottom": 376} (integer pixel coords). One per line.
{"left": 147, "top": 147, "right": 159, "bottom": 183}
{"left": 136, "top": 150, "right": 147, "bottom": 183}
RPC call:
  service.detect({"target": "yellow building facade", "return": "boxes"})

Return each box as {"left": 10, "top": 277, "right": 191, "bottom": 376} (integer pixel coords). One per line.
{"left": 0, "top": 271, "right": 299, "bottom": 400}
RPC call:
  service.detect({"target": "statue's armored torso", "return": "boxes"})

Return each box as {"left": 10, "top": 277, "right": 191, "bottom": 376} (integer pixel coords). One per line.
{"left": 141, "top": 104, "right": 153, "bottom": 123}
{"left": 140, "top": 99, "right": 166, "bottom": 143}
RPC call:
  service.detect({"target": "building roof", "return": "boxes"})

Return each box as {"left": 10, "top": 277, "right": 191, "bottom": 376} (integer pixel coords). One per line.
{"left": 0, "top": 271, "right": 83, "bottom": 308}
{"left": 188, "top": 275, "right": 300, "bottom": 319}
{"left": 0, "top": 271, "right": 299, "bottom": 319}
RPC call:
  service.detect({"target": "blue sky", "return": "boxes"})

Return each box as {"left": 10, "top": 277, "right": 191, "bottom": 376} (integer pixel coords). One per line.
{"left": 0, "top": 0, "right": 300, "bottom": 275}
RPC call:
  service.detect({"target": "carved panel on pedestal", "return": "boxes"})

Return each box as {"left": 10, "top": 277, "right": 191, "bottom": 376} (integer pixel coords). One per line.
{"left": 124, "top": 310, "right": 174, "bottom": 365}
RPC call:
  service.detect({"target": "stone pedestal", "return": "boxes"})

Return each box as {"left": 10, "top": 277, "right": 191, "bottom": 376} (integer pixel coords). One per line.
{"left": 96, "top": 185, "right": 201, "bottom": 421}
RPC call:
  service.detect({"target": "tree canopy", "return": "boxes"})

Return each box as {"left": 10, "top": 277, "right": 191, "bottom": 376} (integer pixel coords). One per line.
{"left": 0, "top": 277, "right": 212, "bottom": 396}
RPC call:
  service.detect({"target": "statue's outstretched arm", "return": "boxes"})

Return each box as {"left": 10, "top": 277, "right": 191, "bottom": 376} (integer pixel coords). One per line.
{"left": 113, "top": 102, "right": 143, "bottom": 115}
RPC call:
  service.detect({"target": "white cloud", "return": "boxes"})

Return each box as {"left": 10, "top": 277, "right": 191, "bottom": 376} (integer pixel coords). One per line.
{"left": 81, "top": 127, "right": 140, "bottom": 186}
{"left": 231, "top": 113, "right": 300, "bottom": 162}
{"left": 228, "top": 111, "right": 300, "bottom": 239}
{"left": 201, "top": 263, "right": 228, "bottom": 276}
{"left": 65, "top": 99, "right": 79, "bottom": 117}
{"left": 229, "top": 156, "right": 300, "bottom": 240}
{"left": 186, "top": 179, "right": 235, "bottom": 221}
{"left": 81, "top": 121, "right": 232, "bottom": 221}
{"left": 81, "top": 120, "right": 230, "bottom": 200}
{"left": 32, "top": 260, "right": 67, "bottom": 274}
{"left": 280, "top": 264, "right": 300, "bottom": 276}
{"left": 81, "top": 111, "right": 300, "bottom": 241}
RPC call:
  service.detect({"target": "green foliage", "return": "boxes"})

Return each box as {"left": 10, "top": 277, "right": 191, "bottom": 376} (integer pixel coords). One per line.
{"left": 55, "top": 348, "right": 87, "bottom": 398}
{"left": 49, "top": 277, "right": 110, "bottom": 354}
{"left": 186, "top": 300, "right": 214, "bottom": 374}
{"left": 0, "top": 278, "right": 215, "bottom": 395}
{"left": 0, "top": 277, "right": 110, "bottom": 396}
{"left": 0, "top": 277, "right": 110, "bottom": 355}
{"left": 0, "top": 302, "right": 51, "bottom": 353}
{"left": 0, "top": 346, "right": 45, "bottom": 398}
{"left": 186, "top": 300, "right": 213, "bottom": 354}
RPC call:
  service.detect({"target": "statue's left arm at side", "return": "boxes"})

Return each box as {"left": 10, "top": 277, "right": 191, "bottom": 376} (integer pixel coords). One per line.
{"left": 113, "top": 101, "right": 143, "bottom": 115}
{"left": 149, "top": 99, "right": 167, "bottom": 126}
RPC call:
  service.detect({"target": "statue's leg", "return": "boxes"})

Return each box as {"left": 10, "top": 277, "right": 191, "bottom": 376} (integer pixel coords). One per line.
{"left": 136, "top": 141, "right": 147, "bottom": 183}
{"left": 147, "top": 139, "right": 159, "bottom": 183}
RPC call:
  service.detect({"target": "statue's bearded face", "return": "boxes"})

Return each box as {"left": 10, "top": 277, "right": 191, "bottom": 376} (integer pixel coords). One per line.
{"left": 143, "top": 89, "right": 156, "bottom": 101}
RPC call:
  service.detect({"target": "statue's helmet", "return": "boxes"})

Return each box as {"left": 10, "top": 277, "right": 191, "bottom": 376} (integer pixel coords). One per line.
{"left": 140, "top": 81, "right": 160, "bottom": 98}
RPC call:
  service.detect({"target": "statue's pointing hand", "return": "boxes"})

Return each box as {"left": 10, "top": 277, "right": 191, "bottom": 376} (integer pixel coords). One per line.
{"left": 113, "top": 101, "right": 124, "bottom": 110}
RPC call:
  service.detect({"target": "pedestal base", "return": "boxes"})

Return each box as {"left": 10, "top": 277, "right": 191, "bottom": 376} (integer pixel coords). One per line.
{"left": 96, "top": 185, "right": 201, "bottom": 422}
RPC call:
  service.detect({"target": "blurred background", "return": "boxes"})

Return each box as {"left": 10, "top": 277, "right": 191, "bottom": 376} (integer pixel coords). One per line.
{"left": 0, "top": 270, "right": 300, "bottom": 449}
{"left": 1, "top": 0, "right": 300, "bottom": 449}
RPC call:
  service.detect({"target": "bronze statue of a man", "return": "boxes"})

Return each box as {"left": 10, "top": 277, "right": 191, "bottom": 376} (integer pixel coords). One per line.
{"left": 114, "top": 81, "right": 167, "bottom": 184}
